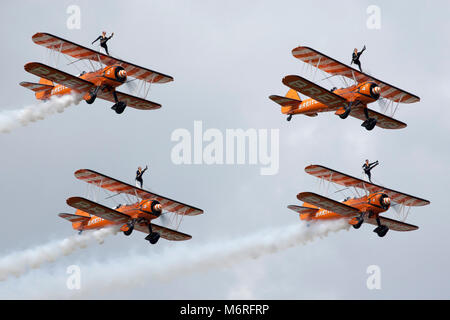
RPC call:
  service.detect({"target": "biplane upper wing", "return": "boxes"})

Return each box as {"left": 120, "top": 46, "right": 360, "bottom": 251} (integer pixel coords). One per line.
{"left": 97, "top": 90, "right": 161, "bottom": 110}
{"left": 297, "top": 192, "right": 361, "bottom": 216}
{"left": 305, "top": 165, "right": 430, "bottom": 207}
{"left": 133, "top": 223, "right": 192, "bottom": 241}
{"left": 32, "top": 32, "right": 173, "bottom": 84}
{"left": 24, "top": 62, "right": 94, "bottom": 92}
{"left": 282, "top": 75, "right": 347, "bottom": 110}
{"left": 292, "top": 46, "right": 420, "bottom": 104}
{"left": 348, "top": 106, "right": 407, "bottom": 130}
{"left": 74, "top": 169, "right": 203, "bottom": 216}
{"left": 364, "top": 215, "right": 418, "bottom": 232}
{"left": 287, "top": 205, "right": 319, "bottom": 215}
{"left": 66, "top": 197, "right": 131, "bottom": 223}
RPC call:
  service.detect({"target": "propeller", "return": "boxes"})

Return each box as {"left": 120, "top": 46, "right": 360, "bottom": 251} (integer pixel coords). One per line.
{"left": 125, "top": 78, "right": 138, "bottom": 94}
{"left": 158, "top": 211, "right": 171, "bottom": 227}
{"left": 377, "top": 96, "right": 389, "bottom": 114}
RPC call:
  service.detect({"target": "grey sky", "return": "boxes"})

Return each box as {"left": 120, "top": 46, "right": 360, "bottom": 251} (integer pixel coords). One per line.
{"left": 0, "top": 0, "right": 449, "bottom": 299}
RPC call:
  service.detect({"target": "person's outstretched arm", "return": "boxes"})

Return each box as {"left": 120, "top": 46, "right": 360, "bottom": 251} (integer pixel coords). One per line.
{"left": 92, "top": 36, "right": 101, "bottom": 44}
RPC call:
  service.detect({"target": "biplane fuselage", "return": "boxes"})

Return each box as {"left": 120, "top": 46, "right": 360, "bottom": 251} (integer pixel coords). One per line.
{"left": 299, "top": 192, "right": 390, "bottom": 222}
{"left": 71, "top": 198, "right": 161, "bottom": 232}
{"left": 35, "top": 64, "right": 127, "bottom": 101}
{"left": 282, "top": 81, "right": 380, "bottom": 116}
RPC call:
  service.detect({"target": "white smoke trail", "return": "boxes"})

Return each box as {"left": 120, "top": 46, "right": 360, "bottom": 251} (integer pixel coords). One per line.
{"left": 0, "top": 94, "right": 82, "bottom": 133}
{"left": 0, "top": 226, "right": 119, "bottom": 281}
{"left": 1, "top": 220, "right": 349, "bottom": 298}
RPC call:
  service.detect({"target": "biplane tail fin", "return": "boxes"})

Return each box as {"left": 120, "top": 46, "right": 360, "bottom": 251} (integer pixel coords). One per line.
{"left": 269, "top": 89, "right": 302, "bottom": 114}
{"left": 39, "top": 77, "right": 54, "bottom": 87}
{"left": 20, "top": 77, "right": 55, "bottom": 100}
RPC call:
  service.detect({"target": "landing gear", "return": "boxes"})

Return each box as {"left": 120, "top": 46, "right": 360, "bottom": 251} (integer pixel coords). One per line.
{"left": 352, "top": 214, "right": 364, "bottom": 229}
{"left": 123, "top": 219, "right": 135, "bottom": 236}
{"left": 287, "top": 114, "right": 292, "bottom": 122}
{"left": 339, "top": 102, "right": 352, "bottom": 119}
{"left": 85, "top": 86, "right": 100, "bottom": 104}
{"left": 145, "top": 223, "right": 160, "bottom": 244}
{"left": 373, "top": 216, "right": 389, "bottom": 237}
{"left": 361, "top": 107, "right": 377, "bottom": 131}
{"left": 111, "top": 91, "right": 127, "bottom": 114}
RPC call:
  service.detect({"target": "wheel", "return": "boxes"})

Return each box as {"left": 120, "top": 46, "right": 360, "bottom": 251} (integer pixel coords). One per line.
{"left": 286, "top": 114, "right": 292, "bottom": 122}
{"left": 112, "top": 101, "right": 127, "bottom": 114}
{"left": 145, "top": 232, "right": 160, "bottom": 244}
{"left": 85, "top": 93, "right": 97, "bottom": 104}
{"left": 123, "top": 225, "right": 134, "bottom": 236}
{"left": 352, "top": 218, "right": 363, "bottom": 229}
{"left": 339, "top": 104, "right": 352, "bottom": 119}
{"left": 374, "top": 225, "right": 389, "bottom": 237}
{"left": 85, "top": 87, "right": 99, "bottom": 104}
{"left": 363, "top": 118, "right": 377, "bottom": 131}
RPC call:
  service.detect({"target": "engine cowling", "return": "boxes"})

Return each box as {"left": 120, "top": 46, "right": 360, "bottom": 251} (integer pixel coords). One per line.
{"left": 141, "top": 200, "right": 162, "bottom": 216}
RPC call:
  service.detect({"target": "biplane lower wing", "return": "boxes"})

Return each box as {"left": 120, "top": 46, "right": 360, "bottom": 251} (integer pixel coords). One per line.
{"left": 282, "top": 75, "right": 347, "bottom": 110}
{"left": 24, "top": 62, "right": 93, "bottom": 93}
{"left": 32, "top": 32, "right": 173, "bottom": 84}
{"left": 304, "top": 165, "right": 430, "bottom": 207}
{"left": 291, "top": 46, "right": 420, "bottom": 104}
{"left": 287, "top": 205, "right": 319, "bottom": 215}
{"left": 349, "top": 106, "right": 406, "bottom": 130}
{"left": 364, "top": 215, "right": 418, "bottom": 232}
{"left": 66, "top": 197, "right": 131, "bottom": 224}
{"left": 20, "top": 81, "right": 54, "bottom": 92}
{"left": 134, "top": 223, "right": 192, "bottom": 241}
{"left": 74, "top": 169, "right": 204, "bottom": 216}
{"left": 58, "top": 213, "right": 90, "bottom": 223}
{"left": 297, "top": 192, "right": 360, "bottom": 216}
{"left": 97, "top": 90, "right": 161, "bottom": 110}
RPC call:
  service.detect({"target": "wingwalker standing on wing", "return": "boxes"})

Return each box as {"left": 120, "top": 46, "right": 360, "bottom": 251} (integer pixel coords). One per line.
{"left": 351, "top": 45, "right": 366, "bottom": 72}
{"left": 135, "top": 165, "right": 148, "bottom": 188}
{"left": 92, "top": 31, "right": 114, "bottom": 56}
{"left": 362, "top": 159, "right": 379, "bottom": 183}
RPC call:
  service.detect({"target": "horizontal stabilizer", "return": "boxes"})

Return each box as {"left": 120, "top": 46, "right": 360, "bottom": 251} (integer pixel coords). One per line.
{"left": 20, "top": 81, "right": 53, "bottom": 92}
{"left": 269, "top": 95, "right": 301, "bottom": 107}
{"left": 58, "top": 213, "right": 90, "bottom": 223}
{"left": 287, "top": 205, "right": 318, "bottom": 215}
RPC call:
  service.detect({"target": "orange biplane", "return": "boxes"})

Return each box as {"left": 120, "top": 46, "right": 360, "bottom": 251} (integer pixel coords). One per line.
{"left": 270, "top": 46, "right": 420, "bottom": 130}
{"left": 288, "top": 165, "right": 430, "bottom": 237}
{"left": 20, "top": 33, "right": 173, "bottom": 114}
{"left": 59, "top": 169, "right": 203, "bottom": 244}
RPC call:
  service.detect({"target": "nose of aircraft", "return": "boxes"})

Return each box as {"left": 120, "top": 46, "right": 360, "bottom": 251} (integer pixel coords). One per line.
{"left": 118, "top": 69, "right": 126, "bottom": 78}
{"left": 154, "top": 203, "right": 162, "bottom": 211}
{"left": 383, "top": 197, "right": 391, "bottom": 205}
{"left": 373, "top": 86, "right": 381, "bottom": 94}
